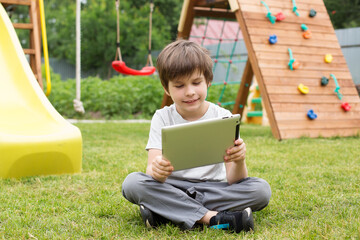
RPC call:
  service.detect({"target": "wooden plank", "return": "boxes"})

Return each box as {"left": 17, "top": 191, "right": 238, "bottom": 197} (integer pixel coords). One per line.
{"left": 194, "top": 7, "right": 236, "bottom": 19}
{"left": 272, "top": 102, "right": 360, "bottom": 112}
{"left": 275, "top": 111, "right": 360, "bottom": 121}
{"left": 269, "top": 94, "right": 360, "bottom": 104}
{"left": 262, "top": 77, "right": 356, "bottom": 87}
{"left": 277, "top": 119, "right": 360, "bottom": 130}
{"left": 13, "top": 23, "right": 33, "bottom": 29}
{"left": 263, "top": 77, "right": 355, "bottom": 86}
{"left": 253, "top": 43, "right": 343, "bottom": 55}
{"left": 238, "top": 4, "right": 330, "bottom": 20}
{"left": 0, "top": 0, "right": 31, "bottom": 5}
{"left": 266, "top": 85, "right": 359, "bottom": 96}
{"left": 239, "top": 0, "right": 327, "bottom": 11}
{"left": 242, "top": 11, "right": 332, "bottom": 27}
{"left": 195, "top": 0, "right": 230, "bottom": 9}
{"left": 250, "top": 35, "right": 341, "bottom": 50}
{"left": 280, "top": 128, "right": 360, "bottom": 139}
{"left": 246, "top": 19, "right": 334, "bottom": 34}
{"left": 256, "top": 52, "right": 347, "bottom": 64}
{"left": 261, "top": 69, "right": 353, "bottom": 79}
{"left": 247, "top": 27, "right": 338, "bottom": 41}
{"left": 258, "top": 59, "right": 349, "bottom": 72}
{"left": 234, "top": 7, "right": 282, "bottom": 139}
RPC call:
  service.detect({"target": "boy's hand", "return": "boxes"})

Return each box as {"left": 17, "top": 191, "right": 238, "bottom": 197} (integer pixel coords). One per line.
{"left": 224, "top": 138, "right": 246, "bottom": 163}
{"left": 151, "top": 156, "right": 174, "bottom": 183}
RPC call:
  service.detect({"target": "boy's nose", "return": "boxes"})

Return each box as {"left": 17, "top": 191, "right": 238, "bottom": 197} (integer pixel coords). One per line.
{"left": 185, "top": 87, "right": 195, "bottom": 96}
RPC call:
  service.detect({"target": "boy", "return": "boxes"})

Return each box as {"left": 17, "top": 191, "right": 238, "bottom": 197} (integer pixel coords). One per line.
{"left": 122, "top": 40, "right": 271, "bottom": 233}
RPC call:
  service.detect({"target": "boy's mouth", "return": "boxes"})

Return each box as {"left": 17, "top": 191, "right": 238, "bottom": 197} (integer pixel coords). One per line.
{"left": 183, "top": 98, "right": 199, "bottom": 104}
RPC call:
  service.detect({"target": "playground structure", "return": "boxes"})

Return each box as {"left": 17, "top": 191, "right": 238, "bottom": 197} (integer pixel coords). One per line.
{"left": 0, "top": 0, "right": 51, "bottom": 94}
{"left": 242, "top": 79, "right": 269, "bottom": 125}
{"left": 0, "top": 4, "right": 82, "bottom": 178}
{"left": 162, "top": 0, "right": 360, "bottom": 140}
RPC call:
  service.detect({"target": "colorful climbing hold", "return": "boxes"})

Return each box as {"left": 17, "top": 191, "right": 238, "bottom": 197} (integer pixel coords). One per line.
{"left": 303, "top": 30, "right": 312, "bottom": 39}
{"left": 276, "top": 12, "right": 285, "bottom": 21}
{"left": 341, "top": 102, "right": 351, "bottom": 112}
{"left": 269, "top": 34, "right": 278, "bottom": 44}
{"left": 292, "top": 60, "right": 300, "bottom": 69}
{"left": 291, "top": 0, "right": 300, "bottom": 16}
{"left": 307, "top": 109, "right": 317, "bottom": 120}
{"left": 330, "top": 74, "right": 343, "bottom": 100}
{"left": 260, "top": 1, "right": 276, "bottom": 24}
{"left": 301, "top": 24, "right": 308, "bottom": 31}
{"left": 309, "top": 9, "right": 317, "bottom": 17}
{"left": 321, "top": 76, "right": 329, "bottom": 86}
{"left": 325, "top": 54, "right": 333, "bottom": 63}
{"left": 288, "top": 48, "right": 300, "bottom": 70}
{"left": 298, "top": 84, "right": 309, "bottom": 94}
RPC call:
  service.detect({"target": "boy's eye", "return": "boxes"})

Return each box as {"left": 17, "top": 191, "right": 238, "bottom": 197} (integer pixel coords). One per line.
{"left": 193, "top": 82, "right": 201, "bottom": 85}
{"left": 175, "top": 85, "right": 184, "bottom": 88}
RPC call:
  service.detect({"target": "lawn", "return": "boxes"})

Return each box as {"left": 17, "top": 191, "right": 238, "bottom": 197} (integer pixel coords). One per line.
{"left": 0, "top": 122, "right": 359, "bottom": 239}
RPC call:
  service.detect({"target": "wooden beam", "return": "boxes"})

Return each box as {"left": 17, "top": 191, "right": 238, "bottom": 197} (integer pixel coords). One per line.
{"left": 194, "top": 7, "right": 236, "bottom": 19}
{"left": 0, "top": 0, "right": 31, "bottom": 5}
{"left": 13, "top": 22, "right": 33, "bottom": 29}
{"left": 23, "top": 48, "right": 35, "bottom": 54}
{"left": 178, "top": 0, "right": 196, "bottom": 39}
{"left": 29, "top": 0, "right": 42, "bottom": 89}
{"left": 234, "top": 8, "right": 282, "bottom": 139}
{"left": 195, "top": 0, "right": 230, "bottom": 9}
{"left": 232, "top": 60, "right": 253, "bottom": 118}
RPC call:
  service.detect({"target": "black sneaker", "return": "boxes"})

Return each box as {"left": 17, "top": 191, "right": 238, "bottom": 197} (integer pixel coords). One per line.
{"left": 139, "top": 205, "right": 168, "bottom": 228}
{"left": 209, "top": 207, "right": 254, "bottom": 233}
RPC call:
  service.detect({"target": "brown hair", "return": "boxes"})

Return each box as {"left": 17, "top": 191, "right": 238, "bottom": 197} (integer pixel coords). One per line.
{"left": 156, "top": 40, "right": 213, "bottom": 91}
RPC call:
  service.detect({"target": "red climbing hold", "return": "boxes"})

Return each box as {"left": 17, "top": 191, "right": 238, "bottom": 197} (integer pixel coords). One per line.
{"left": 276, "top": 12, "right": 285, "bottom": 21}
{"left": 341, "top": 102, "right": 351, "bottom": 112}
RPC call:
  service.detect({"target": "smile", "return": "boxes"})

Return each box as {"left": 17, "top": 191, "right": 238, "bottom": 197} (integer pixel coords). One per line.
{"left": 183, "top": 98, "right": 199, "bottom": 104}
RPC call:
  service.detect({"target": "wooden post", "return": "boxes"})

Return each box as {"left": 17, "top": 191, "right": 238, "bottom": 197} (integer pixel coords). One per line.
{"left": 232, "top": 60, "right": 253, "bottom": 119}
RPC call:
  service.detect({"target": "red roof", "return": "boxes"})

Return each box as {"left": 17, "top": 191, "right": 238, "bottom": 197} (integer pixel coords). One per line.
{"left": 189, "top": 19, "right": 244, "bottom": 45}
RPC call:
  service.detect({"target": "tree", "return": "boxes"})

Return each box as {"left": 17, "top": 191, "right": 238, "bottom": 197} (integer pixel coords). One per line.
{"left": 42, "top": 0, "right": 178, "bottom": 78}
{"left": 324, "top": 0, "right": 360, "bottom": 29}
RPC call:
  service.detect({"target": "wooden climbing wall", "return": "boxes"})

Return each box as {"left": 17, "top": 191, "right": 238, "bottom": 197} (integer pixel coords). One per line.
{"left": 171, "top": 0, "right": 360, "bottom": 140}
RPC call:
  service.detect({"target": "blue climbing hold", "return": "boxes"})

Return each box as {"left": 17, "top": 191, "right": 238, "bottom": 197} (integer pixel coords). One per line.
{"left": 307, "top": 109, "right": 317, "bottom": 120}
{"left": 269, "top": 34, "right": 278, "bottom": 44}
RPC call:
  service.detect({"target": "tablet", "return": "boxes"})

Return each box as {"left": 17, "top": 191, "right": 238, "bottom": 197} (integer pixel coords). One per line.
{"left": 162, "top": 114, "right": 240, "bottom": 171}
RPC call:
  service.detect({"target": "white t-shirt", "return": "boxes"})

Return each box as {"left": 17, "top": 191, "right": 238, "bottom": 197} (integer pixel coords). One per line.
{"left": 146, "top": 102, "right": 232, "bottom": 182}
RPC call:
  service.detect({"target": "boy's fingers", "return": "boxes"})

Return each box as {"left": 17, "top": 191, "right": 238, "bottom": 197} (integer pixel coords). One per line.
{"left": 235, "top": 138, "right": 244, "bottom": 145}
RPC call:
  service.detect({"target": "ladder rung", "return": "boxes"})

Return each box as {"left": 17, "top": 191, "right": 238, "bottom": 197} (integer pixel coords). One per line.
{"left": 247, "top": 111, "right": 263, "bottom": 117}
{"left": 13, "top": 23, "right": 33, "bottom": 29}
{"left": 0, "top": 0, "right": 31, "bottom": 5}
{"left": 24, "top": 48, "right": 35, "bottom": 54}
{"left": 251, "top": 97, "right": 262, "bottom": 104}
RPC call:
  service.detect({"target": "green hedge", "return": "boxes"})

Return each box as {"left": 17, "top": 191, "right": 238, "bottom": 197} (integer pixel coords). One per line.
{"left": 48, "top": 73, "right": 241, "bottom": 119}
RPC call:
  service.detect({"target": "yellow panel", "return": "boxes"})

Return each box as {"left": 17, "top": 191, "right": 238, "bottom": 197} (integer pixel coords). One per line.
{"left": 0, "top": 4, "right": 82, "bottom": 178}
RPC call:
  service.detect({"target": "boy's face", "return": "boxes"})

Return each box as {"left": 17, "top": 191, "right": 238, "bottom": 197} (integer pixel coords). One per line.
{"left": 164, "top": 71, "right": 210, "bottom": 121}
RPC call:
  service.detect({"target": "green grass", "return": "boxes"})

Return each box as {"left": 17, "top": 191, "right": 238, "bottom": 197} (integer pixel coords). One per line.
{"left": 1, "top": 123, "right": 359, "bottom": 239}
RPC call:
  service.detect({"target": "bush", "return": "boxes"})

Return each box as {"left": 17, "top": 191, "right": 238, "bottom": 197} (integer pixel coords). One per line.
{"left": 48, "top": 75, "right": 163, "bottom": 119}
{"left": 47, "top": 72, "right": 242, "bottom": 119}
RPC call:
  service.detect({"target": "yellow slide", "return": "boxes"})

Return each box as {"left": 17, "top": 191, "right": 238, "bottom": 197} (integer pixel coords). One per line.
{"left": 0, "top": 4, "right": 82, "bottom": 179}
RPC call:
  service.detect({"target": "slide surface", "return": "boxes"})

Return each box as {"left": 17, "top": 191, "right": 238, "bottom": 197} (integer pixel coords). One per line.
{"left": 0, "top": 4, "right": 82, "bottom": 178}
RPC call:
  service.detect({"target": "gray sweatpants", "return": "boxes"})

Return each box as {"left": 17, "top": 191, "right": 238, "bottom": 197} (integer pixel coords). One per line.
{"left": 122, "top": 172, "right": 271, "bottom": 230}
